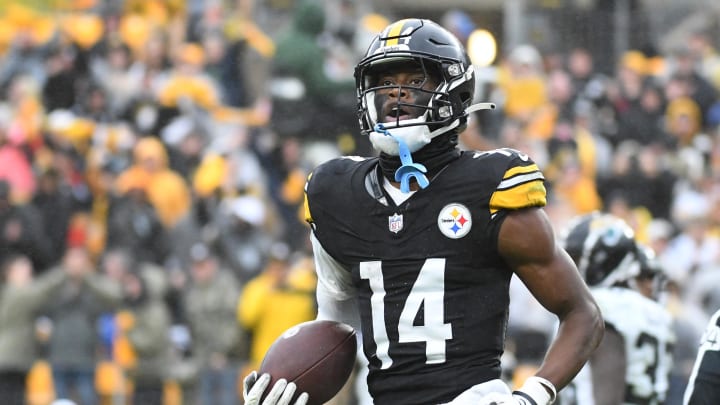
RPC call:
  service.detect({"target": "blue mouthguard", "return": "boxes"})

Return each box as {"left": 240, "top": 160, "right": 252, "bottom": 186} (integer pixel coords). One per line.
{"left": 374, "top": 124, "right": 429, "bottom": 193}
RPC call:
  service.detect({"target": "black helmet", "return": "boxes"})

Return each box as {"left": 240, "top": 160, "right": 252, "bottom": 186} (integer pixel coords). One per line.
{"left": 636, "top": 243, "right": 667, "bottom": 298}
{"left": 562, "top": 212, "right": 640, "bottom": 287}
{"left": 354, "top": 19, "right": 479, "bottom": 145}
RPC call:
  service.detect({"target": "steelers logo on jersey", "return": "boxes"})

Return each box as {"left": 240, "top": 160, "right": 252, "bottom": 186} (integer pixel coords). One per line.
{"left": 437, "top": 203, "right": 472, "bottom": 239}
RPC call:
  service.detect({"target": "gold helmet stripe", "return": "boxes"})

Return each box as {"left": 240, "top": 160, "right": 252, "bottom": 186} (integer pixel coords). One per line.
{"left": 385, "top": 19, "right": 410, "bottom": 46}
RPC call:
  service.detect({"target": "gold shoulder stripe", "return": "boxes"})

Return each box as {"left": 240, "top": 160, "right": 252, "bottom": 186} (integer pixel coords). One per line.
{"left": 497, "top": 171, "right": 544, "bottom": 190}
{"left": 503, "top": 163, "right": 540, "bottom": 179}
{"left": 303, "top": 172, "right": 314, "bottom": 223}
{"left": 303, "top": 193, "right": 313, "bottom": 223}
{"left": 489, "top": 180, "right": 547, "bottom": 214}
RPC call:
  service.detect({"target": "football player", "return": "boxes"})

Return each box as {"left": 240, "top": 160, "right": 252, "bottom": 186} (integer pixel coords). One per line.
{"left": 683, "top": 307, "right": 720, "bottom": 404}
{"left": 243, "top": 19, "right": 604, "bottom": 405}
{"left": 560, "top": 212, "right": 675, "bottom": 405}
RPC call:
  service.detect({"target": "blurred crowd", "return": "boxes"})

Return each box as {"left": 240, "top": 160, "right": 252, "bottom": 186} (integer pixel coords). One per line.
{"left": 0, "top": 0, "right": 719, "bottom": 404}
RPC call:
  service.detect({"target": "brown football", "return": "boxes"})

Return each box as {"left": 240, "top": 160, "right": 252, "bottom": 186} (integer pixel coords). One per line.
{"left": 258, "top": 320, "right": 357, "bottom": 405}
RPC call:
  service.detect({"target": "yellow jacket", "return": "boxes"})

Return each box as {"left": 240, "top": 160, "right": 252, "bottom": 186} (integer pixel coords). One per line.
{"left": 115, "top": 138, "right": 191, "bottom": 227}
{"left": 238, "top": 264, "right": 317, "bottom": 370}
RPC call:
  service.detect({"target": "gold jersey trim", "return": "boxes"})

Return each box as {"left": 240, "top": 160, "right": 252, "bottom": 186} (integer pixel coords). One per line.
{"left": 490, "top": 164, "right": 547, "bottom": 213}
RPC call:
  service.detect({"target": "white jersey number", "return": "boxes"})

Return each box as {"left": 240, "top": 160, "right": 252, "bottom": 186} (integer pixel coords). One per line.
{"left": 360, "top": 259, "right": 453, "bottom": 369}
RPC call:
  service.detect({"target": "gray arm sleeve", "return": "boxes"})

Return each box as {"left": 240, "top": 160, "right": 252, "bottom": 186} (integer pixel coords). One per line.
{"left": 310, "top": 232, "right": 361, "bottom": 332}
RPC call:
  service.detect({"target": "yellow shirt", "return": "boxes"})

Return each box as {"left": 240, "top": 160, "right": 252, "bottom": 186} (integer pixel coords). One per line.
{"left": 238, "top": 269, "right": 317, "bottom": 369}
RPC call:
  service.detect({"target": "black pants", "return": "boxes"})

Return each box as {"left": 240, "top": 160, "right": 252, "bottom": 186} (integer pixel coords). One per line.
{"left": 132, "top": 383, "right": 164, "bottom": 405}
{"left": 0, "top": 370, "right": 27, "bottom": 405}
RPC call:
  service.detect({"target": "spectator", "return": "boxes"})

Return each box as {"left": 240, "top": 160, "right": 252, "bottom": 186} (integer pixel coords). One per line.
{"left": 0, "top": 255, "right": 68, "bottom": 404}
{"left": 669, "top": 47, "right": 718, "bottom": 126}
{"left": 0, "top": 115, "right": 36, "bottom": 203}
{"left": 213, "top": 195, "right": 276, "bottom": 282}
{"left": 661, "top": 215, "right": 720, "bottom": 286}
{"left": 607, "top": 50, "right": 649, "bottom": 147}
{"left": 0, "top": 29, "right": 47, "bottom": 91}
{"left": 0, "top": 180, "right": 54, "bottom": 271}
{"left": 201, "top": 29, "right": 249, "bottom": 108}
{"left": 183, "top": 243, "right": 245, "bottom": 405}
{"left": 43, "top": 246, "right": 122, "bottom": 405}
{"left": 32, "top": 168, "right": 76, "bottom": 264}
{"left": 237, "top": 246, "right": 317, "bottom": 372}
{"left": 73, "top": 81, "right": 113, "bottom": 123}
{"left": 115, "top": 136, "right": 191, "bottom": 230}
{"left": 262, "top": 137, "right": 313, "bottom": 249}
{"left": 665, "top": 96, "right": 703, "bottom": 148}
{"left": 496, "top": 44, "right": 547, "bottom": 126}
{"left": 156, "top": 42, "right": 222, "bottom": 115}
{"left": 117, "top": 268, "right": 172, "bottom": 405}
{"left": 106, "top": 185, "right": 169, "bottom": 265}
{"left": 269, "top": 0, "right": 356, "bottom": 144}
{"left": 687, "top": 28, "right": 720, "bottom": 92}
{"left": 42, "top": 46, "right": 80, "bottom": 112}
{"left": 566, "top": 47, "right": 607, "bottom": 108}
{"left": 89, "top": 42, "right": 138, "bottom": 118}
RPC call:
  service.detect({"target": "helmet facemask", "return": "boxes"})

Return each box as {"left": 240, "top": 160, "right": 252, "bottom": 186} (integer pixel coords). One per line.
{"left": 356, "top": 53, "right": 474, "bottom": 155}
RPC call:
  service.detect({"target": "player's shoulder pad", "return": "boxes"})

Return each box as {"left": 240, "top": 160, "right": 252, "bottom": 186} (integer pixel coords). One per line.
{"left": 472, "top": 148, "right": 547, "bottom": 213}
{"left": 306, "top": 156, "right": 370, "bottom": 192}
{"left": 304, "top": 156, "right": 372, "bottom": 224}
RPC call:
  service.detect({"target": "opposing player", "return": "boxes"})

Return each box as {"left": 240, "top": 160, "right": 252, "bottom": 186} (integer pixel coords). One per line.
{"left": 244, "top": 18, "right": 604, "bottom": 405}
{"left": 683, "top": 307, "right": 720, "bottom": 404}
{"left": 560, "top": 213, "right": 675, "bottom": 405}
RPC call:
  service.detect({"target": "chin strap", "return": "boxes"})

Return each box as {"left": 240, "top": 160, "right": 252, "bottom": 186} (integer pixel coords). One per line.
{"left": 374, "top": 123, "right": 428, "bottom": 193}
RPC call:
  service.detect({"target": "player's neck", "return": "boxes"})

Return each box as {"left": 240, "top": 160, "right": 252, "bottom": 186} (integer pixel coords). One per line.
{"left": 377, "top": 134, "right": 460, "bottom": 186}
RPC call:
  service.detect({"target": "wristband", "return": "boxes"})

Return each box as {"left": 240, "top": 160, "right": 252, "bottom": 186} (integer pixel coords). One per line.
{"left": 512, "top": 376, "right": 557, "bottom": 405}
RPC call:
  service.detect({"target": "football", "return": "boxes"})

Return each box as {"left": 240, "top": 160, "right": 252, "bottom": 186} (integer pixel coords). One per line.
{"left": 258, "top": 320, "right": 357, "bottom": 405}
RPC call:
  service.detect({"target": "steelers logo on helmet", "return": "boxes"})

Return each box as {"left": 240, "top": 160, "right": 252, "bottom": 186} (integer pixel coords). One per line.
{"left": 355, "top": 19, "right": 481, "bottom": 156}
{"left": 437, "top": 203, "right": 472, "bottom": 239}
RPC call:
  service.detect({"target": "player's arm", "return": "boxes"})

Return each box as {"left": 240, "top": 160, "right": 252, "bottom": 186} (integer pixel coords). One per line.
{"left": 498, "top": 207, "right": 604, "bottom": 396}
{"left": 311, "top": 233, "right": 361, "bottom": 329}
{"left": 303, "top": 171, "right": 360, "bottom": 328}
{"left": 589, "top": 324, "right": 627, "bottom": 404}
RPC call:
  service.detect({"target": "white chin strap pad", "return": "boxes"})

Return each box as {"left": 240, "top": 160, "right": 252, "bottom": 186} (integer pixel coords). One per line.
{"left": 369, "top": 124, "right": 432, "bottom": 155}
{"left": 368, "top": 103, "right": 495, "bottom": 156}
{"left": 369, "top": 118, "right": 461, "bottom": 155}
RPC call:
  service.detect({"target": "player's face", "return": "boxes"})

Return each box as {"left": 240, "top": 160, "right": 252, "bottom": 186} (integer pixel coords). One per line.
{"left": 370, "top": 61, "right": 440, "bottom": 123}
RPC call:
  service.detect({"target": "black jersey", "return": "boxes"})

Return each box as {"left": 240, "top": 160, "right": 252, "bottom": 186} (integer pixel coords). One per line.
{"left": 684, "top": 308, "right": 720, "bottom": 405}
{"left": 305, "top": 149, "right": 547, "bottom": 405}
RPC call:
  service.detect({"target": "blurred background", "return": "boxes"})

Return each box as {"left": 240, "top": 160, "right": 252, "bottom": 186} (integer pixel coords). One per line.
{"left": 0, "top": 0, "right": 719, "bottom": 404}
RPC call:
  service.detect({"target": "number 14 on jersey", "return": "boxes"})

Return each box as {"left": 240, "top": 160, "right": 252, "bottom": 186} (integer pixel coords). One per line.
{"left": 360, "top": 259, "right": 453, "bottom": 369}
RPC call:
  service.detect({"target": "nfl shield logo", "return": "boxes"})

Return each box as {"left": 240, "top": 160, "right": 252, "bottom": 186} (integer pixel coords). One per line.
{"left": 388, "top": 213, "right": 403, "bottom": 233}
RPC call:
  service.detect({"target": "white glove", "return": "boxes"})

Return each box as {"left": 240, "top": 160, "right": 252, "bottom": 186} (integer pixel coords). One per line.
{"left": 440, "top": 379, "right": 511, "bottom": 404}
{"left": 476, "top": 392, "right": 535, "bottom": 405}
{"left": 242, "top": 371, "right": 310, "bottom": 405}
{"left": 512, "top": 376, "right": 556, "bottom": 405}
{"left": 441, "top": 377, "right": 556, "bottom": 405}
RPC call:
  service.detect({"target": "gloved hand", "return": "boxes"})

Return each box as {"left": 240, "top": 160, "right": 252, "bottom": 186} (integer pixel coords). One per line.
{"left": 441, "top": 377, "right": 556, "bottom": 405}
{"left": 476, "top": 392, "right": 533, "bottom": 405}
{"left": 243, "top": 371, "right": 310, "bottom": 405}
{"left": 440, "top": 379, "right": 511, "bottom": 404}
